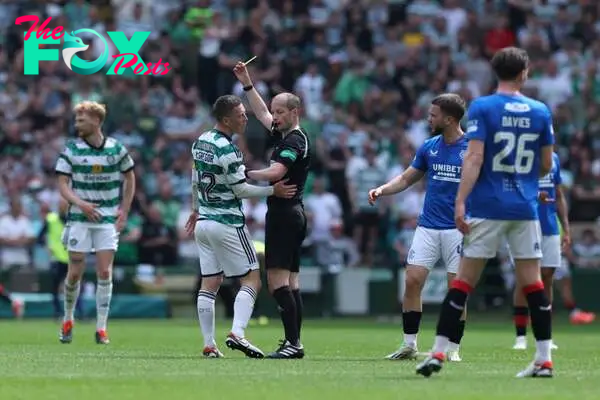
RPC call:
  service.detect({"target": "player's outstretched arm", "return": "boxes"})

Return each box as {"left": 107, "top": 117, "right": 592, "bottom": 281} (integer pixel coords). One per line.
{"left": 233, "top": 62, "right": 273, "bottom": 130}
{"left": 368, "top": 167, "right": 424, "bottom": 204}
{"left": 231, "top": 180, "right": 296, "bottom": 199}
{"left": 227, "top": 160, "right": 294, "bottom": 198}
{"left": 246, "top": 162, "right": 287, "bottom": 182}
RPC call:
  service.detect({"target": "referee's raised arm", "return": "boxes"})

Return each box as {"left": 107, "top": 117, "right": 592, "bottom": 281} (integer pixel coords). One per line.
{"left": 233, "top": 61, "right": 273, "bottom": 131}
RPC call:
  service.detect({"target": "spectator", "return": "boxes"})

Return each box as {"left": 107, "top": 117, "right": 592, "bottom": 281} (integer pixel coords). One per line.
{"left": 350, "top": 145, "right": 386, "bottom": 265}
{"left": 243, "top": 197, "right": 268, "bottom": 242}
{"left": 0, "top": 197, "right": 35, "bottom": 270}
{"left": 315, "top": 219, "right": 360, "bottom": 273}
{"left": 571, "top": 229, "right": 600, "bottom": 269}
{"left": 305, "top": 176, "right": 343, "bottom": 247}
{"left": 392, "top": 216, "right": 418, "bottom": 267}
{"left": 139, "top": 205, "right": 178, "bottom": 267}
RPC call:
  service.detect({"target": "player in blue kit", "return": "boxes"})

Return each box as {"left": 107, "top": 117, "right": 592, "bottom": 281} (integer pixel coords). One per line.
{"left": 512, "top": 152, "right": 569, "bottom": 350}
{"left": 368, "top": 93, "right": 468, "bottom": 362}
{"left": 416, "top": 47, "right": 555, "bottom": 379}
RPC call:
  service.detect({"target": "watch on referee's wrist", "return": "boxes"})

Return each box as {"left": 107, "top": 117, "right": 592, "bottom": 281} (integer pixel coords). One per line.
{"left": 243, "top": 84, "right": 253, "bottom": 92}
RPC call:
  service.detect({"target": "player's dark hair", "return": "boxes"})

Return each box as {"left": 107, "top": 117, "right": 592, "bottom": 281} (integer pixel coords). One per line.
{"left": 490, "top": 47, "right": 529, "bottom": 81}
{"left": 431, "top": 93, "right": 466, "bottom": 122}
{"left": 212, "top": 95, "right": 242, "bottom": 122}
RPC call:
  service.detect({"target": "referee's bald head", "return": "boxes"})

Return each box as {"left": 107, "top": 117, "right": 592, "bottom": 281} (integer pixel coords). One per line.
{"left": 271, "top": 92, "right": 302, "bottom": 132}
{"left": 272, "top": 93, "right": 301, "bottom": 111}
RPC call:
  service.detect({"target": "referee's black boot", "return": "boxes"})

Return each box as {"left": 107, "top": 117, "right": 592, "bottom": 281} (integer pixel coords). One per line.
{"left": 266, "top": 340, "right": 304, "bottom": 359}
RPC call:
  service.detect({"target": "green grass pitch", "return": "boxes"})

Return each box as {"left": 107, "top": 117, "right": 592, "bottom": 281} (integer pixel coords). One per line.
{"left": 0, "top": 315, "right": 598, "bottom": 400}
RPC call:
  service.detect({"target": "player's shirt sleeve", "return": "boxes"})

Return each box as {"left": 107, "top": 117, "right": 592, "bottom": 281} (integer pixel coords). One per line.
{"left": 553, "top": 154, "right": 562, "bottom": 185}
{"left": 466, "top": 100, "right": 486, "bottom": 142}
{"left": 221, "top": 145, "right": 246, "bottom": 186}
{"left": 410, "top": 142, "right": 428, "bottom": 172}
{"left": 55, "top": 147, "right": 72, "bottom": 176}
{"left": 118, "top": 144, "right": 135, "bottom": 173}
{"left": 272, "top": 132, "right": 307, "bottom": 168}
{"left": 540, "top": 106, "right": 555, "bottom": 147}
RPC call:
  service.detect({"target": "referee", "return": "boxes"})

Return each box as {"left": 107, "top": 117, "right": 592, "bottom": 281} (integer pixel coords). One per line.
{"left": 234, "top": 61, "right": 310, "bottom": 359}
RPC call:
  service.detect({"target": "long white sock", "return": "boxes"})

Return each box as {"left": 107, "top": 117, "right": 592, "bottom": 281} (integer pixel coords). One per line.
{"left": 96, "top": 279, "right": 113, "bottom": 331}
{"left": 448, "top": 342, "right": 460, "bottom": 352}
{"left": 63, "top": 280, "right": 81, "bottom": 322}
{"left": 432, "top": 335, "right": 449, "bottom": 355}
{"left": 535, "top": 339, "right": 552, "bottom": 363}
{"left": 197, "top": 290, "right": 217, "bottom": 347}
{"left": 231, "top": 286, "right": 257, "bottom": 337}
{"left": 404, "top": 333, "right": 417, "bottom": 348}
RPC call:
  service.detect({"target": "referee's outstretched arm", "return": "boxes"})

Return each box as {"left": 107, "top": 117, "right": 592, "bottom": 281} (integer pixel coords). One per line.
{"left": 233, "top": 61, "right": 273, "bottom": 131}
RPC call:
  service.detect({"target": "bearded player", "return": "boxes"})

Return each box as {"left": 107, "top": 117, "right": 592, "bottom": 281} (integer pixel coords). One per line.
{"left": 369, "top": 94, "right": 468, "bottom": 362}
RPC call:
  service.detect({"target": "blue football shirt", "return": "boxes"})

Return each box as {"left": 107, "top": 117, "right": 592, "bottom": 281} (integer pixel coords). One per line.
{"left": 466, "top": 93, "right": 555, "bottom": 220}
{"left": 538, "top": 152, "right": 562, "bottom": 236}
{"left": 411, "top": 134, "right": 469, "bottom": 230}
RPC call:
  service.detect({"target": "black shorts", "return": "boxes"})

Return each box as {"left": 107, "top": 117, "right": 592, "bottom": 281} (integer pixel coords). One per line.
{"left": 265, "top": 204, "right": 307, "bottom": 272}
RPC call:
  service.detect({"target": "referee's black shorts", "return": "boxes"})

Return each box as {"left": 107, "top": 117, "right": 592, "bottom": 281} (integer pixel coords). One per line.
{"left": 265, "top": 204, "right": 307, "bottom": 273}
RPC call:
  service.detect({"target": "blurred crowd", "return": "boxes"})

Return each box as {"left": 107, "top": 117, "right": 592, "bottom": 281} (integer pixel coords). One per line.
{"left": 1, "top": 0, "right": 600, "bottom": 273}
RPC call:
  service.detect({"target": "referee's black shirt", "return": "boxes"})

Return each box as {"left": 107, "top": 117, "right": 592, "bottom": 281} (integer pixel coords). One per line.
{"left": 267, "top": 127, "right": 311, "bottom": 207}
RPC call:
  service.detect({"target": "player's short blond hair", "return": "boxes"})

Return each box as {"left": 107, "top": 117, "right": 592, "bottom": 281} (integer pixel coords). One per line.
{"left": 73, "top": 101, "right": 107, "bottom": 123}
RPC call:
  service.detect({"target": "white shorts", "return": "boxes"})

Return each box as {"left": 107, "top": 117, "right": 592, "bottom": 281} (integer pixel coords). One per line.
{"left": 554, "top": 257, "right": 571, "bottom": 280}
{"left": 195, "top": 219, "right": 259, "bottom": 278}
{"left": 463, "top": 219, "right": 542, "bottom": 260}
{"left": 407, "top": 227, "right": 462, "bottom": 274}
{"left": 62, "top": 223, "right": 119, "bottom": 253}
{"left": 506, "top": 235, "right": 561, "bottom": 268}
{"left": 541, "top": 235, "right": 561, "bottom": 268}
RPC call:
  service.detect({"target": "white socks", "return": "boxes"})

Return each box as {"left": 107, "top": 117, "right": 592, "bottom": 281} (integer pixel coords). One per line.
{"left": 404, "top": 333, "right": 417, "bottom": 348}
{"left": 96, "top": 279, "right": 113, "bottom": 331}
{"left": 231, "top": 286, "right": 258, "bottom": 338}
{"left": 197, "top": 290, "right": 217, "bottom": 347}
{"left": 433, "top": 335, "right": 450, "bottom": 355}
{"left": 448, "top": 342, "right": 460, "bottom": 352}
{"left": 535, "top": 339, "right": 552, "bottom": 363}
{"left": 63, "top": 280, "right": 81, "bottom": 322}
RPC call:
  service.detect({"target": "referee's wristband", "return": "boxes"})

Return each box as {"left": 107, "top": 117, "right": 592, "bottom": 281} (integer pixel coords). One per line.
{"left": 243, "top": 84, "right": 253, "bottom": 92}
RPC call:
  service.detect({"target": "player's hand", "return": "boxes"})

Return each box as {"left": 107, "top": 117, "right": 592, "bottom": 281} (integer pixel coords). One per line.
{"left": 368, "top": 188, "right": 382, "bottom": 205}
{"left": 561, "top": 233, "right": 571, "bottom": 252}
{"left": 538, "top": 191, "right": 555, "bottom": 204}
{"left": 233, "top": 62, "right": 252, "bottom": 86}
{"left": 116, "top": 210, "right": 128, "bottom": 232}
{"left": 273, "top": 179, "right": 297, "bottom": 198}
{"left": 455, "top": 201, "right": 469, "bottom": 234}
{"left": 185, "top": 212, "right": 199, "bottom": 237}
{"left": 77, "top": 200, "right": 101, "bottom": 222}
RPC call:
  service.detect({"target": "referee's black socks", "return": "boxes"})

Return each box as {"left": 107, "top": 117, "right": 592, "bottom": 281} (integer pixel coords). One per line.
{"left": 273, "top": 286, "right": 300, "bottom": 346}
{"left": 291, "top": 289, "right": 303, "bottom": 340}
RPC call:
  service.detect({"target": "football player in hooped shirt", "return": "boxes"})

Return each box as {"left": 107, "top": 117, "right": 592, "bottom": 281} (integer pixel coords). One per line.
{"left": 416, "top": 47, "right": 555, "bottom": 379}
{"left": 369, "top": 93, "right": 469, "bottom": 362}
